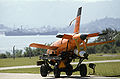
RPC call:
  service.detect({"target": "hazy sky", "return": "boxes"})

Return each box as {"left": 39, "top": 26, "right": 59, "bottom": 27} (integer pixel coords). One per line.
{"left": 0, "top": 0, "right": 120, "bottom": 28}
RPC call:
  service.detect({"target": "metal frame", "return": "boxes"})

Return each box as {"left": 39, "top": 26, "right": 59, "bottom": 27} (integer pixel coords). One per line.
{"left": 37, "top": 52, "right": 88, "bottom": 74}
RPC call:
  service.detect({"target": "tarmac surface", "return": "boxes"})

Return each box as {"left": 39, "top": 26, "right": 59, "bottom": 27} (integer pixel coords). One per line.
{"left": 0, "top": 73, "right": 120, "bottom": 79}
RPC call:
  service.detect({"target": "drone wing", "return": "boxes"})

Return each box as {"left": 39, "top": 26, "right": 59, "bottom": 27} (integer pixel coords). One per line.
{"left": 29, "top": 43, "right": 58, "bottom": 50}
{"left": 87, "top": 32, "right": 107, "bottom": 38}
{"left": 79, "top": 40, "right": 115, "bottom": 47}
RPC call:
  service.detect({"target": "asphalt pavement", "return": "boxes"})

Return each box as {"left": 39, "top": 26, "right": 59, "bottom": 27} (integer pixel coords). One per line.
{"left": 0, "top": 73, "right": 120, "bottom": 79}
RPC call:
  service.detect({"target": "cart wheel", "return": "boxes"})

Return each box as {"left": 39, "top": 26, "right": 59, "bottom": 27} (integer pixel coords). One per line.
{"left": 80, "top": 64, "right": 87, "bottom": 77}
{"left": 54, "top": 65, "right": 60, "bottom": 78}
{"left": 66, "top": 64, "right": 73, "bottom": 77}
{"left": 40, "top": 65, "right": 48, "bottom": 77}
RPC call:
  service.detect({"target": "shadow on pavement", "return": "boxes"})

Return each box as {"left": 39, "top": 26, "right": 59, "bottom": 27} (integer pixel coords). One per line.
{"left": 45, "top": 76, "right": 90, "bottom": 79}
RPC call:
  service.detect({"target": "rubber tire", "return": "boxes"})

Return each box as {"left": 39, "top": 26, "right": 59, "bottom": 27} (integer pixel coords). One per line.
{"left": 80, "top": 64, "right": 87, "bottom": 77}
{"left": 54, "top": 65, "right": 60, "bottom": 78}
{"left": 65, "top": 64, "right": 73, "bottom": 77}
{"left": 40, "top": 65, "right": 48, "bottom": 77}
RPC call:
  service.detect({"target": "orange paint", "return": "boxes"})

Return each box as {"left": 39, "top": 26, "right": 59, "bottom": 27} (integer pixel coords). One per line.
{"left": 74, "top": 16, "right": 80, "bottom": 34}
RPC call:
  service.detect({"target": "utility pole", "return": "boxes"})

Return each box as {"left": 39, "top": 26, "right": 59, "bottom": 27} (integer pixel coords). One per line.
{"left": 13, "top": 45, "right": 15, "bottom": 60}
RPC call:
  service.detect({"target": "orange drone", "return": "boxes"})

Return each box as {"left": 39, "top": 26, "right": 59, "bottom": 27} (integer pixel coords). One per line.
{"left": 30, "top": 7, "right": 115, "bottom": 78}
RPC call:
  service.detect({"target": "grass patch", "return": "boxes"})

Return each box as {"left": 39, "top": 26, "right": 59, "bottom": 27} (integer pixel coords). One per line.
{"left": 0, "top": 67, "right": 40, "bottom": 74}
{"left": 0, "top": 56, "right": 39, "bottom": 67}
{"left": 72, "top": 62, "right": 120, "bottom": 76}
{"left": 0, "top": 62, "right": 120, "bottom": 77}
{"left": 95, "top": 62, "right": 120, "bottom": 76}
{"left": 0, "top": 53, "right": 120, "bottom": 67}
{"left": 74, "top": 53, "right": 120, "bottom": 62}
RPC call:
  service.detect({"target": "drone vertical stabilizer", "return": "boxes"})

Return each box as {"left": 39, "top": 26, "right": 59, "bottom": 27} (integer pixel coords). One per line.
{"left": 74, "top": 7, "right": 82, "bottom": 34}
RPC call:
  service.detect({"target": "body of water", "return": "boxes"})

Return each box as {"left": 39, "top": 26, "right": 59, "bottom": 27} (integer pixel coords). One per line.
{"left": 0, "top": 35, "right": 97, "bottom": 53}
{"left": 0, "top": 35, "right": 58, "bottom": 53}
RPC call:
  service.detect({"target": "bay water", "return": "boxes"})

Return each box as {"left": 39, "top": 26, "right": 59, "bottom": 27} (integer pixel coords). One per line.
{"left": 0, "top": 35, "right": 58, "bottom": 53}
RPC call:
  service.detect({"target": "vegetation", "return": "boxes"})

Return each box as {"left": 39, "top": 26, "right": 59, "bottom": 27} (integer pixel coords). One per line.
{"left": 95, "top": 62, "right": 120, "bottom": 76}
{"left": 0, "top": 47, "right": 47, "bottom": 59}
{"left": 0, "top": 53, "right": 120, "bottom": 67}
{"left": 0, "top": 67, "right": 39, "bottom": 74}
{"left": 0, "top": 56, "right": 39, "bottom": 67}
{"left": 74, "top": 53, "right": 120, "bottom": 62}
{"left": 87, "top": 28, "right": 120, "bottom": 54}
{"left": 0, "top": 43, "right": 52, "bottom": 59}
{"left": 0, "top": 62, "right": 120, "bottom": 77}
{"left": 73, "top": 62, "right": 120, "bottom": 76}
{"left": 0, "top": 53, "right": 7, "bottom": 58}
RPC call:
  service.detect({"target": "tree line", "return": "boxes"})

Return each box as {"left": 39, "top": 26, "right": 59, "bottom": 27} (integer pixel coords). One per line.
{"left": 0, "top": 45, "right": 48, "bottom": 59}
{"left": 87, "top": 28, "right": 120, "bottom": 54}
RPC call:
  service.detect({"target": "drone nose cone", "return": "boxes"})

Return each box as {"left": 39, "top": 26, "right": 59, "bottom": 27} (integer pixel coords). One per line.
{"left": 56, "top": 35, "right": 64, "bottom": 38}
{"left": 80, "top": 34, "right": 88, "bottom": 40}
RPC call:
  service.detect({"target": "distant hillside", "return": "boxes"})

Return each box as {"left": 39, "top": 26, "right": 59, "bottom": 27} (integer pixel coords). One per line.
{"left": 1, "top": 17, "right": 120, "bottom": 35}
{"left": 60, "top": 17, "right": 120, "bottom": 33}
